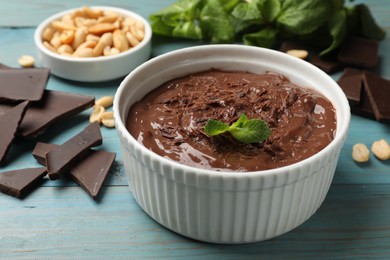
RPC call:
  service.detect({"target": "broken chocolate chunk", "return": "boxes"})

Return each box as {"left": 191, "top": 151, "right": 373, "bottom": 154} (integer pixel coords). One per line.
{"left": 0, "top": 90, "right": 95, "bottom": 138}
{"left": 0, "top": 167, "right": 47, "bottom": 198}
{"left": 337, "top": 68, "right": 363, "bottom": 106}
{"left": 362, "top": 71, "right": 390, "bottom": 123}
{"left": 33, "top": 142, "right": 116, "bottom": 199}
{"left": 45, "top": 122, "right": 102, "bottom": 180}
{"left": 338, "top": 36, "right": 379, "bottom": 68}
{"left": 310, "top": 53, "right": 343, "bottom": 74}
{"left": 0, "top": 68, "right": 50, "bottom": 102}
{"left": 0, "top": 101, "right": 29, "bottom": 165}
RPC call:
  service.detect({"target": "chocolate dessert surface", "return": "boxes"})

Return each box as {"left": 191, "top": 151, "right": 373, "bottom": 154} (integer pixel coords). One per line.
{"left": 127, "top": 70, "right": 336, "bottom": 171}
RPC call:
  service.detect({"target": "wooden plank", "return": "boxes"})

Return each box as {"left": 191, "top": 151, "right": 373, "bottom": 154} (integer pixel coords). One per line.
{"left": 0, "top": 0, "right": 177, "bottom": 27}
{"left": 1, "top": 184, "right": 390, "bottom": 259}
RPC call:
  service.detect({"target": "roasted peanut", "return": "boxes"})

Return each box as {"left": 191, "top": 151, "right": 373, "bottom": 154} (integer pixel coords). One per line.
{"left": 286, "top": 49, "right": 309, "bottom": 60}
{"left": 103, "top": 46, "right": 120, "bottom": 56}
{"left": 72, "top": 28, "right": 87, "bottom": 49}
{"left": 83, "top": 6, "right": 103, "bottom": 19}
{"left": 352, "top": 143, "right": 370, "bottom": 163}
{"left": 57, "top": 44, "right": 74, "bottom": 54}
{"left": 18, "top": 55, "right": 35, "bottom": 67}
{"left": 371, "top": 139, "right": 390, "bottom": 160}
{"left": 42, "top": 26, "right": 55, "bottom": 42}
{"left": 101, "top": 112, "right": 115, "bottom": 128}
{"left": 113, "top": 29, "right": 129, "bottom": 52}
{"left": 88, "top": 22, "right": 117, "bottom": 35}
{"left": 89, "top": 105, "right": 105, "bottom": 123}
{"left": 93, "top": 32, "right": 113, "bottom": 56}
{"left": 42, "top": 6, "right": 146, "bottom": 57}
{"left": 95, "top": 96, "right": 114, "bottom": 108}
{"left": 73, "top": 47, "right": 94, "bottom": 57}
{"left": 126, "top": 31, "right": 140, "bottom": 47}
{"left": 59, "top": 30, "right": 75, "bottom": 44}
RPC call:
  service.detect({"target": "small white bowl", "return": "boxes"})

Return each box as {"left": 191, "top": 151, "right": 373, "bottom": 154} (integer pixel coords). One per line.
{"left": 34, "top": 6, "right": 152, "bottom": 82}
{"left": 114, "top": 45, "right": 350, "bottom": 244}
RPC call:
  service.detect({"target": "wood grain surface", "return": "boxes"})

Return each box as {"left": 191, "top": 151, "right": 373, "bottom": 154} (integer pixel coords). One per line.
{"left": 0, "top": 0, "right": 389, "bottom": 259}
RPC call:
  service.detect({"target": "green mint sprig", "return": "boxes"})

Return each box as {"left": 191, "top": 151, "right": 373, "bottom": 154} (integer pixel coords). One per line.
{"left": 204, "top": 113, "right": 271, "bottom": 144}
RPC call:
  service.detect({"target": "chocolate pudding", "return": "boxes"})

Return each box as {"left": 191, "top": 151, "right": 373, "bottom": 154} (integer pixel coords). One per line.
{"left": 126, "top": 70, "right": 336, "bottom": 171}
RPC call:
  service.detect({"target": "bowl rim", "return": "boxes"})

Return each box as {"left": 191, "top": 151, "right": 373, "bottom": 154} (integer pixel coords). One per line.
{"left": 34, "top": 5, "right": 152, "bottom": 63}
{"left": 114, "top": 44, "right": 351, "bottom": 178}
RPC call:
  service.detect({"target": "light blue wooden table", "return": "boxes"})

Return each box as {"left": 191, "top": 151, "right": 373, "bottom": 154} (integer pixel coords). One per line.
{"left": 0, "top": 0, "right": 389, "bottom": 259}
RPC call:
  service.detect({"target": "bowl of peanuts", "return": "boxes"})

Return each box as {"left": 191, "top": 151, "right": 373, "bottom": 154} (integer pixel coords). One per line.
{"left": 34, "top": 6, "right": 152, "bottom": 82}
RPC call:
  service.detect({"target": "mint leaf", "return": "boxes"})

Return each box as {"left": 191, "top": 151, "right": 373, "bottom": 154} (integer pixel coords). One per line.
{"left": 204, "top": 119, "right": 229, "bottom": 136}
{"left": 320, "top": 8, "right": 347, "bottom": 55}
{"left": 200, "top": 0, "right": 235, "bottom": 43}
{"left": 243, "top": 27, "right": 278, "bottom": 48}
{"left": 204, "top": 114, "right": 271, "bottom": 144}
{"left": 277, "top": 0, "right": 332, "bottom": 35}
{"left": 150, "top": 0, "right": 204, "bottom": 39}
{"left": 262, "top": 0, "right": 281, "bottom": 23}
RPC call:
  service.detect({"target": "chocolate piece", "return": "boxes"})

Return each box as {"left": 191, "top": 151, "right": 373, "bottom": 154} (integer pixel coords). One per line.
{"left": 337, "top": 36, "right": 379, "bottom": 68}
{"left": 33, "top": 142, "right": 116, "bottom": 199}
{"left": 0, "top": 101, "right": 29, "bottom": 164}
{"left": 0, "top": 167, "right": 47, "bottom": 198}
{"left": 0, "top": 90, "right": 95, "bottom": 138}
{"left": 362, "top": 71, "right": 390, "bottom": 123}
{"left": 310, "top": 53, "right": 343, "bottom": 74}
{"left": 46, "top": 122, "right": 102, "bottom": 180}
{"left": 337, "top": 68, "right": 363, "bottom": 106}
{"left": 0, "top": 68, "right": 50, "bottom": 102}
{"left": 351, "top": 87, "right": 376, "bottom": 119}
{"left": 0, "top": 63, "right": 11, "bottom": 69}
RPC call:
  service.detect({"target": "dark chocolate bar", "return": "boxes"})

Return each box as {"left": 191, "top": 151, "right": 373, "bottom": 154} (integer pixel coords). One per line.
{"left": 0, "top": 68, "right": 50, "bottom": 102}
{"left": 337, "top": 68, "right": 363, "bottom": 106}
{"left": 0, "top": 90, "right": 95, "bottom": 138}
{"left": 33, "top": 142, "right": 116, "bottom": 199}
{"left": 45, "top": 122, "right": 102, "bottom": 180}
{"left": 338, "top": 36, "right": 379, "bottom": 69}
{"left": 0, "top": 167, "right": 47, "bottom": 198}
{"left": 362, "top": 71, "right": 390, "bottom": 123}
{"left": 0, "top": 101, "right": 29, "bottom": 164}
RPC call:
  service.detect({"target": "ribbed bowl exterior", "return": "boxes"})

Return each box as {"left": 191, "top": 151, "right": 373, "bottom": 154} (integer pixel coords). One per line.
{"left": 114, "top": 45, "right": 350, "bottom": 244}
{"left": 117, "top": 129, "right": 344, "bottom": 243}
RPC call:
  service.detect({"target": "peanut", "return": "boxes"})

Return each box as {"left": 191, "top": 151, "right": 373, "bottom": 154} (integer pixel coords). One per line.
{"left": 18, "top": 55, "right": 35, "bottom": 67}
{"left": 103, "top": 46, "right": 120, "bottom": 56}
{"left": 371, "top": 139, "right": 390, "bottom": 161}
{"left": 93, "top": 32, "right": 113, "bottom": 57}
{"left": 286, "top": 49, "right": 309, "bottom": 60}
{"left": 57, "top": 44, "right": 74, "bottom": 54}
{"left": 113, "top": 29, "right": 129, "bottom": 52}
{"left": 73, "top": 47, "right": 94, "bottom": 58}
{"left": 126, "top": 31, "right": 140, "bottom": 47}
{"left": 95, "top": 96, "right": 114, "bottom": 108}
{"left": 41, "top": 6, "right": 146, "bottom": 58}
{"left": 88, "top": 23, "right": 117, "bottom": 35}
{"left": 89, "top": 105, "right": 105, "bottom": 123}
{"left": 352, "top": 143, "right": 370, "bottom": 163}
{"left": 101, "top": 112, "right": 115, "bottom": 128}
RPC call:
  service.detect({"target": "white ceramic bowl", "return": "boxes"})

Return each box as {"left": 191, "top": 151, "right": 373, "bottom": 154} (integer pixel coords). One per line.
{"left": 114, "top": 45, "right": 350, "bottom": 244}
{"left": 34, "top": 6, "right": 152, "bottom": 82}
